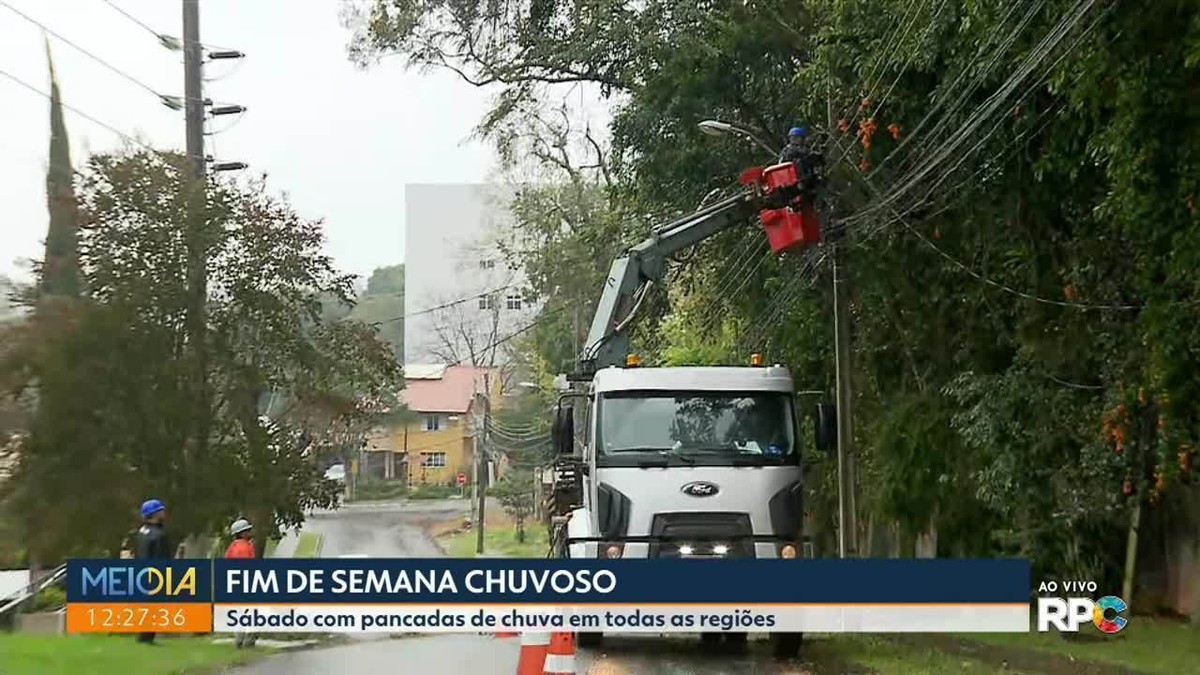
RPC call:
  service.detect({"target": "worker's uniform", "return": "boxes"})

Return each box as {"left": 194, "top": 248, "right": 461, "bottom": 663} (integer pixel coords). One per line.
{"left": 133, "top": 522, "right": 172, "bottom": 643}
{"left": 779, "top": 144, "right": 821, "bottom": 201}
{"left": 224, "top": 538, "right": 256, "bottom": 647}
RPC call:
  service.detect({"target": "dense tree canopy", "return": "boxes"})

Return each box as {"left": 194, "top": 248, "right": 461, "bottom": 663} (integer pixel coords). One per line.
{"left": 1, "top": 151, "right": 402, "bottom": 559}
{"left": 348, "top": 0, "right": 1200, "bottom": 606}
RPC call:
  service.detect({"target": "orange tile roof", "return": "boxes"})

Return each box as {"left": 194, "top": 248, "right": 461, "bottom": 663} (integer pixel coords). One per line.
{"left": 399, "top": 365, "right": 495, "bottom": 413}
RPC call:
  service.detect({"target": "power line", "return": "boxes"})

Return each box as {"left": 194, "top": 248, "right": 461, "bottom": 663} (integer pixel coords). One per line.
{"left": 448, "top": 304, "right": 572, "bottom": 368}
{"left": 1, "top": 0, "right": 170, "bottom": 103}
{"left": 0, "top": 65, "right": 156, "bottom": 152}
{"left": 97, "top": 0, "right": 169, "bottom": 42}
{"left": 370, "top": 283, "right": 520, "bottom": 325}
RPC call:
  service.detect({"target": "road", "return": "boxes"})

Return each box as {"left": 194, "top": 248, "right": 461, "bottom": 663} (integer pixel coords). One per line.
{"left": 232, "top": 498, "right": 811, "bottom": 675}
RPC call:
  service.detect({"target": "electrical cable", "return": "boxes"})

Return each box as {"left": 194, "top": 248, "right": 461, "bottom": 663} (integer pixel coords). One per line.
{"left": 0, "top": 66, "right": 162, "bottom": 156}
{"left": 371, "top": 283, "right": 519, "bottom": 325}
{"left": 1, "top": 0, "right": 167, "bottom": 101}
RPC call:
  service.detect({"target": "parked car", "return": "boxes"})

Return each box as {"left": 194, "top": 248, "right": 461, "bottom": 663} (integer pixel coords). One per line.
{"left": 324, "top": 463, "right": 346, "bottom": 483}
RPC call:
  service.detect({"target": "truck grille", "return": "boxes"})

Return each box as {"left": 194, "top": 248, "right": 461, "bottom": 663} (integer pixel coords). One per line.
{"left": 648, "top": 513, "right": 755, "bottom": 559}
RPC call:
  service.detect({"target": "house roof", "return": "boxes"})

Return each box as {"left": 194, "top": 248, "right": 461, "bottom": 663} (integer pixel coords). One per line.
{"left": 404, "top": 363, "right": 447, "bottom": 380}
{"left": 399, "top": 365, "right": 495, "bottom": 414}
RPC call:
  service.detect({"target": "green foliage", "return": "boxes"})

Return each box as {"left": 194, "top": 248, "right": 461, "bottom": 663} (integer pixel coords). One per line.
{"left": 1, "top": 150, "right": 401, "bottom": 561}
{"left": 26, "top": 585, "right": 65, "bottom": 613}
{"left": 407, "top": 483, "right": 459, "bottom": 499}
{"left": 351, "top": 0, "right": 1200, "bottom": 597}
{"left": 346, "top": 264, "right": 404, "bottom": 361}
{"left": 490, "top": 469, "right": 536, "bottom": 543}
{"left": 349, "top": 478, "right": 407, "bottom": 501}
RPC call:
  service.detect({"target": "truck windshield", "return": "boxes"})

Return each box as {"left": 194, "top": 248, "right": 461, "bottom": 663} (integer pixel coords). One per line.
{"left": 596, "top": 390, "right": 798, "bottom": 467}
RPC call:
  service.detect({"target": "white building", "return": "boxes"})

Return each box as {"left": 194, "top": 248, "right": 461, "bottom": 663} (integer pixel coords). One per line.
{"left": 403, "top": 184, "right": 540, "bottom": 368}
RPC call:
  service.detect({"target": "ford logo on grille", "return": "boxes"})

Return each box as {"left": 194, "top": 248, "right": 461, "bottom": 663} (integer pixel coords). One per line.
{"left": 680, "top": 481, "right": 719, "bottom": 497}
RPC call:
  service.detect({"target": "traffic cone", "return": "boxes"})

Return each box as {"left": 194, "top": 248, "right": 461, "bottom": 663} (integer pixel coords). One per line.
{"left": 516, "top": 632, "right": 550, "bottom": 675}
{"left": 542, "top": 631, "right": 576, "bottom": 674}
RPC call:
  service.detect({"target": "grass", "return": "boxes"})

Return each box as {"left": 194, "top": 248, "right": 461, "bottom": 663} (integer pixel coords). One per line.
{"left": 964, "top": 617, "right": 1200, "bottom": 674}
{"left": 0, "top": 634, "right": 256, "bottom": 675}
{"left": 262, "top": 538, "right": 280, "bottom": 558}
{"left": 348, "top": 479, "right": 408, "bottom": 502}
{"left": 292, "top": 532, "right": 324, "bottom": 558}
{"left": 442, "top": 524, "right": 548, "bottom": 558}
{"left": 812, "top": 635, "right": 1040, "bottom": 674}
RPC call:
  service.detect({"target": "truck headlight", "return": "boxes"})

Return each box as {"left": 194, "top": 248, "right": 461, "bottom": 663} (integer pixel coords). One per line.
{"left": 712, "top": 544, "right": 729, "bottom": 556}
{"left": 678, "top": 544, "right": 695, "bottom": 556}
{"left": 602, "top": 543, "right": 624, "bottom": 559}
{"left": 778, "top": 543, "right": 798, "bottom": 559}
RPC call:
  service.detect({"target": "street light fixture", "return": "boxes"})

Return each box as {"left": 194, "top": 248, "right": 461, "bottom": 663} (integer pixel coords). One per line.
{"left": 697, "top": 119, "right": 778, "bottom": 157}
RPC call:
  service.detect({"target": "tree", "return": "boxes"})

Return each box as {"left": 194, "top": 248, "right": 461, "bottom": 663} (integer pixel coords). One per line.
{"left": 346, "top": 264, "right": 405, "bottom": 361}
{"left": 1, "top": 149, "right": 402, "bottom": 560}
{"left": 39, "top": 41, "right": 81, "bottom": 299}
{"left": 491, "top": 469, "right": 537, "bottom": 543}
{"left": 346, "top": 0, "right": 1200, "bottom": 610}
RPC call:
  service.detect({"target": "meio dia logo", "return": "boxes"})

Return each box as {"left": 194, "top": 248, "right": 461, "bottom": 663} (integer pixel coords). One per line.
{"left": 1035, "top": 580, "right": 1128, "bottom": 634}
{"left": 80, "top": 565, "right": 198, "bottom": 599}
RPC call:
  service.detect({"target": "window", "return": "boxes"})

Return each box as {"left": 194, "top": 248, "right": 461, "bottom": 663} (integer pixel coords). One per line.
{"left": 479, "top": 258, "right": 496, "bottom": 269}
{"left": 595, "top": 390, "right": 797, "bottom": 467}
{"left": 478, "top": 294, "right": 496, "bottom": 310}
{"left": 422, "top": 415, "right": 441, "bottom": 431}
{"left": 506, "top": 293, "right": 523, "bottom": 310}
{"left": 421, "top": 452, "right": 447, "bottom": 468}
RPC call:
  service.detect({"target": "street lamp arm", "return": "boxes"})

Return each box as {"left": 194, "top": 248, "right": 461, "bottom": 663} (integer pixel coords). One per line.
{"left": 697, "top": 119, "right": 779, "bottom": 157}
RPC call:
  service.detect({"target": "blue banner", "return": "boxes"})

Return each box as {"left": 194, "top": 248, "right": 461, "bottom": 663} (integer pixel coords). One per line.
{"left": 202, "top": 559, "right": 1030, "bottom": 604}
{"left": 67, "top": 560, "right": 212, "bottom": 603}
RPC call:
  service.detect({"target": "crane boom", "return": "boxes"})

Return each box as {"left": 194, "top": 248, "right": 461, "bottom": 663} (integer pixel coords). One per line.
{"left": 578, "top": 191, "right": 760, "bottom": 374}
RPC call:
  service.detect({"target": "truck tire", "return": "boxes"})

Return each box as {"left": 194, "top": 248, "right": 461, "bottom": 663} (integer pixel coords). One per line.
{"left": 577, "top": 631, "right": 603, "bottom": 648}
{"left": 700, "top": 632, "right": 722, "bottom": 646}
{"left": 725, "top": 632, "right": 748, "bottom": 645}
{"left": 771, "top": 632, "right": 803, "bottom": 659}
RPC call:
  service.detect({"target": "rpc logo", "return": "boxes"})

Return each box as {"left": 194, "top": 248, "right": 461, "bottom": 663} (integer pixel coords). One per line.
{"left": 1035, "top": 582, "right": 1128, "bottom": 634}
{"left": 80, "top": 565, "right": 198, "bottom": 599}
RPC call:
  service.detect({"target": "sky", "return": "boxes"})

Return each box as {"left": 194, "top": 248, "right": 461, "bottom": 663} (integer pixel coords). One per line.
{"left": 0, "top": 0, "right": 506, "bottom": 285}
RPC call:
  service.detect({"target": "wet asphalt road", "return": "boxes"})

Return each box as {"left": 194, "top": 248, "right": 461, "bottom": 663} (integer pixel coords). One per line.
{"left": 231, "top": 499, "right": 810, "bottom": 675}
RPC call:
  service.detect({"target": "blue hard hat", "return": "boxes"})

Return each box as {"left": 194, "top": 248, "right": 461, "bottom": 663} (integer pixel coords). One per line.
{"left": 788, "top": 126, "right": 808, "bottom": 137}
{"left": 140, "top": 499, "right": 165, "bottom": 519}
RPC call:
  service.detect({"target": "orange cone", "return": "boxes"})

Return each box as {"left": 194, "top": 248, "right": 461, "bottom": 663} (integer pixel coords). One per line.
{"left": 542, "top": 631, "right": 576, "bottom": 674}
{"left": 516, "top": 632, "right": 550, "bottom": 675}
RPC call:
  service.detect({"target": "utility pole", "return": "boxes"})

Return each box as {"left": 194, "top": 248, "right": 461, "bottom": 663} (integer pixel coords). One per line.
{"left": 181, "top": 1, "right": 207, "bottom": 556}
{"left": 475, "top": 374, "right": 491, "bottom": 555}
{"left": 181, "top": 3, "right": 245, "bottom": 555}
{"left": 827, "top": 76, "right": 858, "bottom": 560}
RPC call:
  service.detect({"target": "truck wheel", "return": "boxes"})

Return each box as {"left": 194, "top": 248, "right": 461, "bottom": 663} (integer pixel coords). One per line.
{"left": 771, "top": 632, "right": 803, "bottom": 659}
{"left": 577, "top": 631, "right": 603, "bottom": 648}
{"left": 700, "top": 632, "right": 722, "bottom": 646}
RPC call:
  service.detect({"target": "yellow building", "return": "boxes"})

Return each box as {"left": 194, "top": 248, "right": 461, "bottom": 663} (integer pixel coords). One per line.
{"left": 366, "top": 364, "right": 501, "bottom": 486}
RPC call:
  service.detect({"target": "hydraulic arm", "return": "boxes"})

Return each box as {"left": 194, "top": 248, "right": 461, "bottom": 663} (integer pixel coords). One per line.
{"left": 577, "top": 161, "right": 822, "bottom": 375}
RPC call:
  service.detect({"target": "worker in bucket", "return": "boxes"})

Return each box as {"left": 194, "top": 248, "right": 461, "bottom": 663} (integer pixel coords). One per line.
{"left": 134, "top": 498, "right": 172, "bottom": 644}
{"left": 778, "top": 125, "right": 823, "bottom": 201}
{"left": 225, "top": 518, "right": 257, "bottom": 647}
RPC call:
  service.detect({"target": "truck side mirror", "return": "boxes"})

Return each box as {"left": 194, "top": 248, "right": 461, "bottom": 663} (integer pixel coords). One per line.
{"left": 814, "top": 403, "right": 837, "bottom": 453}
{"left": 553, "top": 404, "right": 575, "bottom": 456}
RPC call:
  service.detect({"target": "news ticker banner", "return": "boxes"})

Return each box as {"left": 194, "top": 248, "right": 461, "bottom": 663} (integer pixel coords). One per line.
{"left": 65, "top": 558, "right": 1031, "bottom": 634}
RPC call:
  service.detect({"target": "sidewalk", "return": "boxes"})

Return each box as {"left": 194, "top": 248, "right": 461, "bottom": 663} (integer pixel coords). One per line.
{"left": 270, "top": 530, "right": 300, "bottom": 558}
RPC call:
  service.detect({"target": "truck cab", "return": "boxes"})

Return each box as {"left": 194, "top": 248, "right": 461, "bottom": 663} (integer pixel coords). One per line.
{"left": 563, "top": 361, "right": 807, "bottom": 561}
{"left": 551, "top": 357, "right": 833, "bottom": 658}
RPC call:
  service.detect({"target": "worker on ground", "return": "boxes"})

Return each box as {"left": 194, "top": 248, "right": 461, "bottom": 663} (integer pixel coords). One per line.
{"left": 224, "top": 518, "right": 257, "bottom": 648}
{"left": 134, "top": 498, "right": 171, "bottom": 644}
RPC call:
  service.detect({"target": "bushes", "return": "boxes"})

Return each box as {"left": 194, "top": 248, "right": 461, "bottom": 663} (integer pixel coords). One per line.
{"left": 26, "top": 585, "right": 65, "bottom": 612}
{"left": 407, "top": 483, "right": 459, "bottom": 500}
{"left": 349, "top": 479, "right": 408, "bottom": 502}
